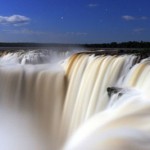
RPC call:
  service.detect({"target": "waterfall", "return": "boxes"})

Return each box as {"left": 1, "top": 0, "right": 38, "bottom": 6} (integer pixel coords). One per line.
{"left": 0, "top": 50, "right": 150, "bottom": 150}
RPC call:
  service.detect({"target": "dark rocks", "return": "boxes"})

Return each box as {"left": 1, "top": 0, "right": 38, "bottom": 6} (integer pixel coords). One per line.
{"left": 107, "top": 87, "right": 123, "bottom": 97}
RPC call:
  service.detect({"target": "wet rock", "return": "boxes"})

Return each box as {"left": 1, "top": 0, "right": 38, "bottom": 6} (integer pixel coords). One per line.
{"left": 107, "top": 87, "right": 123, "bottom": 97}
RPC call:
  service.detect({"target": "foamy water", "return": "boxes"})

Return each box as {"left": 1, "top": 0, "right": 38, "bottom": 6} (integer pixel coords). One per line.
{"left": 0, "top": 50, "right": 150, "bottom": 150}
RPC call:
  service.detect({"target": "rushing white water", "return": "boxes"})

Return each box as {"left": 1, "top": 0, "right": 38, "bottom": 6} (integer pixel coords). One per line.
{"left": 0, "top": 50, "right": 68, "bottom": 150}
{"left": 0, "top": 50, "right": 72, "bottom": 65}
{"left": 0, "top": 50, "right": 150, "bottom": 150}
{"left": 63, "top": 92, "right": 150, "bottom": 150}
{"left": 61, "top": 54, "right": 137, "bottom": 138}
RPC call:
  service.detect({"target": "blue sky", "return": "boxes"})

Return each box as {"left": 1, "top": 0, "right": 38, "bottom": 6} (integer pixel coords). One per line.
{"left": 0, "top": 0, "right": 149, "bottom": 43}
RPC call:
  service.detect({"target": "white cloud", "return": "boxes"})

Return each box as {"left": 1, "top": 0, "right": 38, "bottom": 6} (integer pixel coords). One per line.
{"left": 66, "top": 32, "right": 88, "bottom": 36}
{"left": 122, "top": 15, "right": 135, "bottom": 21}
{"left": 3, "top": 29, "right": 46, "bottom": 35}
{"left": 122, "top": 15, "right": 148, "bottom": 21}
{"left": 133, "top": 28, "right": 145, "bottom": 33}
{"left": 0, "top": 15, "right": 30, "bottom": 25}
{"left": 88, "top": 4, "right": 98, "bottom": 8}
{"left": 140, "top": 16, "right": 148, "bottom": 20}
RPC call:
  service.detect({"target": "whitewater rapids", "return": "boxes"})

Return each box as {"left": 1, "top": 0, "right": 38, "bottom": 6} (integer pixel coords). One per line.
{"left": 0, "top": 50, "right": 150, "bottom": 150}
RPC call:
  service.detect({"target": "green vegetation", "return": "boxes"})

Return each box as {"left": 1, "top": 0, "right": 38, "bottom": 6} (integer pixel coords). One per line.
{"left": 84, "top": 41, "right": 150, "bottom": 48}
{"left": 0, "top": 41, "right": 150, "bottom": 48}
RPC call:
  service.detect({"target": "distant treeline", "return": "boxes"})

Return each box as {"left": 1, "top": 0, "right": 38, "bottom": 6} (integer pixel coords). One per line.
{"left": 0, "top": 42, "right": 69, "bottom": 48}
{"left": 0, "top": 41, "right": 150, "bottom": 48}
{"left": 84, "top": 41, "right": 150, "bottom": 48}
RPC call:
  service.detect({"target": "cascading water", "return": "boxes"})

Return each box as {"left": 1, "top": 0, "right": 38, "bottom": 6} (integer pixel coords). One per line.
{"left": 0, "top": 49, "right": 150, "bottom": 150}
